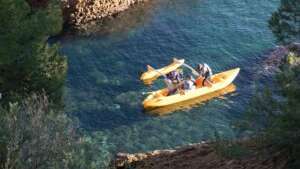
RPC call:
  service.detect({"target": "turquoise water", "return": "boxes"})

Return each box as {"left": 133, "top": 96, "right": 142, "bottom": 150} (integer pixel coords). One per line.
{"left": 60, "top": 0, "right": 279, "bottom": 167}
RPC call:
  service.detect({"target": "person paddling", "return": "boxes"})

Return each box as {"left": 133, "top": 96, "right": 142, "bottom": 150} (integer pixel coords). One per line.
{"left": 166, "top": 70, "right": 183, "bottom": 84}
{"left": 164, "top": 70, "right": 183, "bottom": 95}
{"left": 183, "top": 75, "right": 196, "bottom": 90}
{"left": 164, "top": 77, "right": 177, "bottom": 95}
{"left": 195, "top": 63, "right": 213, "bottom": 87}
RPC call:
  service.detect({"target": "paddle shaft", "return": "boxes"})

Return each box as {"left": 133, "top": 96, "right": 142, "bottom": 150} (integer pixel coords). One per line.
{"left": 182, "top": 63, "right": 200, "bottom": 77}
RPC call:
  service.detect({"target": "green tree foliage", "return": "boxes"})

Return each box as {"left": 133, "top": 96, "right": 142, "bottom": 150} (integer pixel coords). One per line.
{"left": 246, "top": 49, "right": 300, "bottom": 168}
{"left": 0, "top": 1, "right": 102, "bottom": 168}
{"left": 0, "top": 0, "right": 67, "bottom": 106}
{"left": 0, "top": 94, "right": 101, "bottom": 169}
{"left": 0, "top": 94, "right": 75, "bottom": 169}
{"left": 269, "top": 0, "right": 300, "bottom": 44}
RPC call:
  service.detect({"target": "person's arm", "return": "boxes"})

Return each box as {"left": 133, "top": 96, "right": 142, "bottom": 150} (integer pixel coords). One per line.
{"left": 164, "top": 78, "right": 170, "bottom": 86}
{"left": 207, "top": 79, "right": 213, "bottom": 86}
{"left": 191, "top": 76, "right": 196, "bottom": 83}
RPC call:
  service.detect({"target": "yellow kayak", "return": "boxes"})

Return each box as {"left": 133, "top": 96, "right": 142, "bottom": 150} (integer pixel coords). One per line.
{"left": 146, "top": 84, "right": 236, "bottom": 116}
{"left": 140, "top": 58, "right": 185, "bottom": 82}
{"left": 143, "top": 68, "right": 240, "bottom": 109}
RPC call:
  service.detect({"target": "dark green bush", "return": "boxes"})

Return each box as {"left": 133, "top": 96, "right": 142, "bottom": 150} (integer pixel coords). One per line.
{"left": 269, "top": 0, "right": 300, "bottom": 44}
{"left": 0, "top": 0, "right": 67, "bottom": 106}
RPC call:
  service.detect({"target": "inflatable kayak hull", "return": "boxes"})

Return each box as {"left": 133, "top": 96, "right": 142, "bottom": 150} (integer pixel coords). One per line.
{"left": 146, "top": 84, "right": 236, "bottom": 116}
{"left": 143, "top": 68, "right": 240, "bottom": 109}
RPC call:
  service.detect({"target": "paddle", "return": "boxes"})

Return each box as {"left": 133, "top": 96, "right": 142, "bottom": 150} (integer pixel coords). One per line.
{"left": 182, "top": 63, "right": 200, "bottom": 77}
{"left": 142, "top": 91, "right": 155, "bottom": 95}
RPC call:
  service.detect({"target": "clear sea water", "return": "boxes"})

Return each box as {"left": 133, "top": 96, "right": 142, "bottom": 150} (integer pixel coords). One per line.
{"left": 59, "top": 0, "right": 280, "bottom": 167}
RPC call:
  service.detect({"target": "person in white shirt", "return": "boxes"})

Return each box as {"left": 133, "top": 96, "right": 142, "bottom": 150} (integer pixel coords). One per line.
{"left": 196, "top": 63, "right": 213, "bottom": 86}
{"left": 184, "top": 75, "right": 196, "bottom": 91}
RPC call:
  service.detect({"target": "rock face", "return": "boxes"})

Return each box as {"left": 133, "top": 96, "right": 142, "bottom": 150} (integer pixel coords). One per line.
{"left": 261, "top": 43, "right": 300, "bottom": 75}
{"left": 61, "top": 0, "right": 149, "bottom": 30}
{"left": 111, "top": 142, "right": 287, "bottom": 169}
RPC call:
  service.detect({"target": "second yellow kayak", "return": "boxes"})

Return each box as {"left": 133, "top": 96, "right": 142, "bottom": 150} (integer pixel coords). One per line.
{"left": 140, "top": 58, "right": 185, "bottom": 82}
{"left": 143, "top": 68, "right": 240, "bottom": 109}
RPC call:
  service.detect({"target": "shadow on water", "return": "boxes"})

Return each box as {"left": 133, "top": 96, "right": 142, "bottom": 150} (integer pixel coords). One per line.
{"left": 65, "top": 80, "right": 148, "bottom": 130}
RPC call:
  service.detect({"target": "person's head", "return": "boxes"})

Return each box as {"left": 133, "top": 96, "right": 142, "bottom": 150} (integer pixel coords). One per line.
{"left": 197, "top": 63, "right": 203, "bottom": 70}
{"left": 166, "top": 72, "right": 171, "bottom": 78}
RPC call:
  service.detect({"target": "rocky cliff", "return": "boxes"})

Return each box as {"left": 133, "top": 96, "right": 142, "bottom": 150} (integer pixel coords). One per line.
{"left": 111, "top": 142, "right": 286, "bottom": 169}
{"left": 61, "top": 0, "right": 149, "bottom": 30}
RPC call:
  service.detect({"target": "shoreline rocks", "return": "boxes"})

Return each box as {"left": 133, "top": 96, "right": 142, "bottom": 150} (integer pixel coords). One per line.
{"left": 61, "top": 0, "right": 149, "bottom": 30}
{"left": 260, "top": 42, "right": 300, "bottom": 75}
{"left": 111, "top": 141, "right": 287, "bottom": 169}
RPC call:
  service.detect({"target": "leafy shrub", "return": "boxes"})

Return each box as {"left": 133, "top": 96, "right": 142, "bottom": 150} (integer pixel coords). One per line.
{"left": 213, "top": 131, "right": 250, "bottom": 159}
{"left": 0, "top": 94, "right": 101, "bottom": 169}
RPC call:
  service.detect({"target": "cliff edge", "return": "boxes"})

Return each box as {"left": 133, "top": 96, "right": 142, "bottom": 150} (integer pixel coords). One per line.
{"left": 111, "top": 142, "right": 286, "bottom": 169}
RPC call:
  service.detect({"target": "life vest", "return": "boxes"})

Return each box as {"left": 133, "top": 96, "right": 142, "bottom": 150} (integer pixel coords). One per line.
{"left": 195, "top": 77, "right": 204, "bottom": 88}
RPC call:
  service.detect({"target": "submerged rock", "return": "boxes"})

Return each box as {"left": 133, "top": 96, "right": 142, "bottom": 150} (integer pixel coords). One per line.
{"left": 261, "top": 43, "right": 300, "bottom": 75}
{"left": 115, "top": 91, "right": 142, "bottom": 107}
